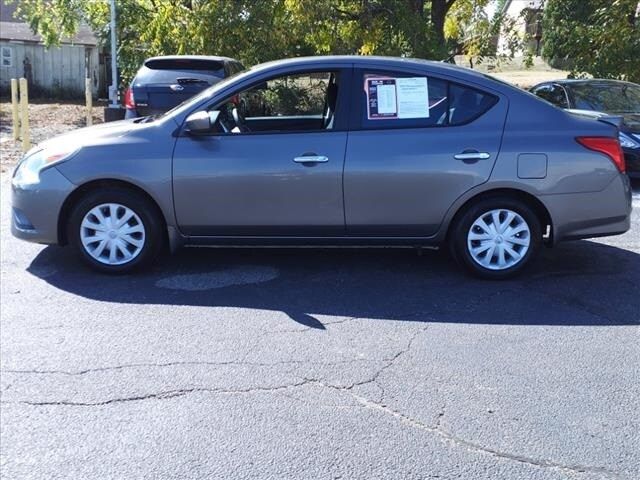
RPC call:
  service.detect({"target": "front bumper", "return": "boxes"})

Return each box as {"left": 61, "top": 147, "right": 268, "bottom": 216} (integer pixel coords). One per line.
{"left": 11, "top": 166, "right": 76, "bottom": 245}
{"left": 544, "top": 173, "right": 632, "bottom": 243}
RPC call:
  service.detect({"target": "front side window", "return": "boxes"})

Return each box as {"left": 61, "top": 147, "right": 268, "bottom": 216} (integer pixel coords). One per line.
{"left": 358, "top": 70, "right": 496, "bottom": 129}
{"left": 213, "top": 71, "right": 340, "bottom": 134}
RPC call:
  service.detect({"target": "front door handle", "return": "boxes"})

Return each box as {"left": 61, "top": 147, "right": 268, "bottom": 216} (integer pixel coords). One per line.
{"left": 454, "top": 151, "right": 491, "bottom": 161}
{"left": 293, "top": 155, "right": 329, "bottom": 164}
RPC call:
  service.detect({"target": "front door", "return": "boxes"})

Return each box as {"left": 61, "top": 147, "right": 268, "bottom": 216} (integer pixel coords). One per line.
{"left": 344, "top": 68, "right": 508, "bottom": 236}
{"left": 172, "top": 69, "right": 351, "bottom": 236}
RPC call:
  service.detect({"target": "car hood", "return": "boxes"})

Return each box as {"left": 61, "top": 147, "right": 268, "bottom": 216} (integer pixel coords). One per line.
{"left": 36, "top": 118, "right": 150, "bottom": 152}
{"left": 567, "top": 109, "right": 640, "bottom": 134}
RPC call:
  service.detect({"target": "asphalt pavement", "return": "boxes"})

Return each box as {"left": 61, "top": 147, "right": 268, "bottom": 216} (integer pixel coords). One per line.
{"left": 1, "top": 176, "right": 639, "bottom": 480}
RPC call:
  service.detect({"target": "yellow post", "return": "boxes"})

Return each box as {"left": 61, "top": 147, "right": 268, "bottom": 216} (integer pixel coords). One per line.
{"left": 85, "top": 77, "right": 93, "bottom": 126}
{"left": 11, "top": 79, "right": 20, "bottom": 141}
{"left": 19, "top": 78, "right": 30, "bottom": 152}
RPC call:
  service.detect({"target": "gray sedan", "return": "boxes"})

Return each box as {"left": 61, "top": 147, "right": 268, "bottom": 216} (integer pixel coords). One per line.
{"left": 11, "top": 56, "right": 633, "bottom": 278}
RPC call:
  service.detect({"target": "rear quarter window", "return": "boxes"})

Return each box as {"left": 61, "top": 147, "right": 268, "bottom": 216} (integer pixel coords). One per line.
{"left": 357, "top": 70, "right": 497, "bottom": 129}
{"left": 448, "top": 83, "right": 498, "bottom": 124}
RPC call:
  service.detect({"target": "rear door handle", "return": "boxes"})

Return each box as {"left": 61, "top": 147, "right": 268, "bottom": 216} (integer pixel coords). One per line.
{"left": 293, "top": 155, "right": 329, "bottom": 164}
{"left": 454, "top": 152, "right": 491, "bottom": 161}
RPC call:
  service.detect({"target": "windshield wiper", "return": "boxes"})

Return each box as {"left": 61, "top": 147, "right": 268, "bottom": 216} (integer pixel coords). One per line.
{"left": 132, "top": 114, "right": 160, "bottom": 124}
{"left": 177, "top": 77, "right": 209, "bottom": 85}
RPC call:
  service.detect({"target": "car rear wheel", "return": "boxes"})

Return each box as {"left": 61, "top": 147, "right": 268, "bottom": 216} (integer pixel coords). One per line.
{"left": 68, "top": 188, "right": 164, "bottom": 273}
{"left": 449, "top": 197, "right": 541, "bottom": 279}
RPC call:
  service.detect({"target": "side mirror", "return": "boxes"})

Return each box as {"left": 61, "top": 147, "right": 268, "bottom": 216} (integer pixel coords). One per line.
{"left": 185, "top": 110, "right": 220, "bottom": 134}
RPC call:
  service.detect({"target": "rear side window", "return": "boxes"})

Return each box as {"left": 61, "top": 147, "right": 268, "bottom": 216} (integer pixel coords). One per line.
{"left": 449, "top": 83, "right": 499, "bottom": 124}
{"left": 135, "top": 58, "right": 226, "bottom": 84}
{"left": 358, "top": 70, "right": 497, "bottom": 129}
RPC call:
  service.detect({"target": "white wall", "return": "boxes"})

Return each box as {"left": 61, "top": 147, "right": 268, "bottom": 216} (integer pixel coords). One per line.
{"left": 0, "top": 41, "right": 100, "bottom": 97}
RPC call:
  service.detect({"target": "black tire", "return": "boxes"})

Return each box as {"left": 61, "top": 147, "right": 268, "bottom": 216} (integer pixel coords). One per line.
{"left": 449, "top": 196, "right": 542, "bottom": 280}
{"left": 67, "top": 188, "right": 165, "bottom": 274}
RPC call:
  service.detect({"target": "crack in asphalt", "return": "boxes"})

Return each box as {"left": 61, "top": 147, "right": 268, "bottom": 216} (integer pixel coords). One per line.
{"left": 2, "top": 323, "right": 626, "bottom": 479}
{"left": 1, "top": 322, "right": 430, "bottom": 407}
{"left": 1, "top": 357, "right": 380, "bottom": 377}
{"left": 0, "top": 375, "right": 625, "bottom": 479}
{"left": 1, "top": 320, "right": 625, "bottom": 478}
{"left": 2, "top": 381, "right": 313, "bottom": 407}
{"left": 331, "top": 387, "right": 623, "bottom": 480}
{"left": 2, "top": 311, "right": 434, "bottom": 380}
{"left": 342, "top": 324, "right": 431, "bottom": 399}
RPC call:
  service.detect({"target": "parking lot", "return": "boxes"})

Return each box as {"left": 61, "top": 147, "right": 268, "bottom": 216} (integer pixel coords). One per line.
{"left": 0, "top": 173, "right": 638, "bottom": 479}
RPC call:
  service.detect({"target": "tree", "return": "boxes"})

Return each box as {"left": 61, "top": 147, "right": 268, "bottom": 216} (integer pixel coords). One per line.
{"left": 12, "top": 0, "right": 298, "bottom": 84}
{"left": 543, "top": 0, "right": 640, "bottom": 82}
{"left": 444, "top": 0, "right": 530, "bottom": 68}
{"left": 430, "top": 0, "right": 458, "bottom": 53}
{"left": 10, "top": 0, "right": 534, "bottom": 89}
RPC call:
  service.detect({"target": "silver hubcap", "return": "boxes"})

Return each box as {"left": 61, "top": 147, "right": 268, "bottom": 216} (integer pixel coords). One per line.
{"left": 467, "top": 209, "right": 530, "bottom": 271}
{"left": 80, "top": 203, "right": 146, "bottom": 266}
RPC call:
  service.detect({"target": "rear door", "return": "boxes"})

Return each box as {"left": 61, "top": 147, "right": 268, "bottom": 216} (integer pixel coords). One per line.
{"left": 344, "top": 67, "right": 508, "bottom": 236}
{"left": 133, "top": 58, "right": 226, "bottom": 116}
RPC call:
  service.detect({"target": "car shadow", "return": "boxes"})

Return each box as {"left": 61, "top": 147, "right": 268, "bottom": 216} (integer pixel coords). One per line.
{"left": 27, "top": 240, "right": 640, "bottom": 328}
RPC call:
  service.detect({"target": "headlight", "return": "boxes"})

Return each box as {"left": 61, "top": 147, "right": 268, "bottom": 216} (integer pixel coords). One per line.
{"left": 12, "top": 146, "right": 79, "bottom": 187}
{"left": 618, "top": 132, "right": 640, "bottom": 149}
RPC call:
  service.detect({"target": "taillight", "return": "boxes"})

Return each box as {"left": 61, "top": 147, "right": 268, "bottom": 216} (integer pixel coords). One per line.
{"left": 576, "top": 137, "right": 625, "bottom": 173}
{"left": 124, "top": 88, "right": 135, "bottom": 109}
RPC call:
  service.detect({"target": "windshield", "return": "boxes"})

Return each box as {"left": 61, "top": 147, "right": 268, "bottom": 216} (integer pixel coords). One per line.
{"left": 157, "top": 67, "right": 251, "bottom": 120}
{"left": 570, "top": 83, "right": 640, "bottom": 113}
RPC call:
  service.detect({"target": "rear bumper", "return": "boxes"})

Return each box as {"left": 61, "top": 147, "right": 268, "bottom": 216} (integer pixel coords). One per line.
{"left": 543, "top": 174, "right": 632, "bottom": 243}
{"left": 11, "top": 167, "right": 75, "bottom": 245}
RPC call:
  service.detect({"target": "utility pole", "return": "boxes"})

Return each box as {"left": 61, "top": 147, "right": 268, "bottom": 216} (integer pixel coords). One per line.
{"left": 104, "top": 0, "right": 123, "bottom": 121}
{"left": 109, "top": 0, "right": 118, "bottom": 107}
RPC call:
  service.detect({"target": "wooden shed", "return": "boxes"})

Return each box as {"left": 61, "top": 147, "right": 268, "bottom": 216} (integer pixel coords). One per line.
{"left": 0, "top": 0, "right": 107, "bottom": 98}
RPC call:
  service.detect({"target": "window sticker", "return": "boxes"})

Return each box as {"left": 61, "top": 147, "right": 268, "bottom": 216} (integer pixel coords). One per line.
{"left": 396, "top": 77, "right": 429, "bottom": 119}
{"left": 365, "top": 76, "right": 430, "bottom": 120}
{"left": 366, "top": 78, "right": 398, "bottom": 119}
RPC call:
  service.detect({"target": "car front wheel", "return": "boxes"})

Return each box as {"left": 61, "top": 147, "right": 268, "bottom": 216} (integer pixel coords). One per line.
{"left": 450, "top": 197, "right": 542, "bottom": 279}
{"left": 68, "top": 188, "right": 164, "bottom": 273}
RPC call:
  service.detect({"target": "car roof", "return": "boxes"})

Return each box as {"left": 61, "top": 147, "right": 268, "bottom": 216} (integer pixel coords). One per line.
{"left": 532, "top": 78, "right": 637, "bottom": 88}
{"left": 256, "top": 55, "right": 483, "bottom": 76}
{"left": 251, "top": 55, "right": 499, "bottom": 83}
{"left": 144, "top": 55, "right": 240, "bottom": 64}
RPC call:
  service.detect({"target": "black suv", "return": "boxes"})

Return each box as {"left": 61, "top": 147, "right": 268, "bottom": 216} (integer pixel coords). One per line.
{"left": 124, "top": 55, "right": 244, "bottom": 119}
{"left": 531, "top": 79, "right": 640, "bottom": 178}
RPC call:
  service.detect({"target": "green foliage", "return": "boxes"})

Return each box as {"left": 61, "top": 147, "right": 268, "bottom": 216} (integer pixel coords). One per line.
{"left": 284, "top": 0, "right": 438, "bottom": 58}
{"left": 10, "top": 0, "right": 468, "bottom": 87}
{"left": 22, "top": 0, "right": 640, "bottom": 94}
{"left": 262, "top": 77, "right": 327, "bottom": 116}
{"left": 543, "top": 0, "right": 640, "bottom": 82}
{"left": 11, "top": 0, "right": 300, "bottom": 84}
{"left": 445, "top": 0, "right": 533, "bottom": 68}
